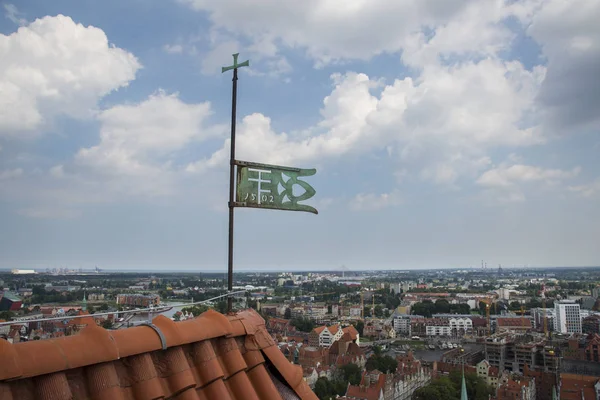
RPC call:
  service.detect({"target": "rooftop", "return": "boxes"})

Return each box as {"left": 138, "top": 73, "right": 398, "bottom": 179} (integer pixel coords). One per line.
{"left": 0, "top": 309, "right": 317, "bottom": 400}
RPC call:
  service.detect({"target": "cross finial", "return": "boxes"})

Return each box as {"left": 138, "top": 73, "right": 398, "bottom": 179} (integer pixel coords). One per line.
{"left": 222, "top": 53, "right": 250, "bottom": 73}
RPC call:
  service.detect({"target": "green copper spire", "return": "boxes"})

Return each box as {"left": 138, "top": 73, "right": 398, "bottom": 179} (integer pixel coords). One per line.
{"left": 461, "top": 365, "right": 468, "bottom": 400}
{"left": 552, "top": 386, "right": 557, "bottom": 400}
{"left": 82, "top": 290, "right": 87, "bottom": 312}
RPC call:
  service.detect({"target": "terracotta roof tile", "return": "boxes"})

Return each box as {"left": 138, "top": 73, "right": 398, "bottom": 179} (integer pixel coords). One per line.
{"left": 0, "top": 309, "right": 317, "bottom": 400}
{"left": 328, "top": 325, "right": 340, "bottom": 335}
{"left": 496, "top": 318, "right": 532, "bottom": 328}
{"left": 312, "top": 326, "right": 326, "bottom": 334}
{"left": 342, "top": 325, "right": 359, "bottom": 340}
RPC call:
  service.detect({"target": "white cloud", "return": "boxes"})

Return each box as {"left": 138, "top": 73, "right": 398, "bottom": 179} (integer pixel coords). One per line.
{"left": 191, "top": 57, "right": 543, "bottom": 186}
{"left": 477, "top": 164, "right": 580, "bottom": 188}
{"left": 569, "top": 180, "right": 600, "bottom": 198}
{"left": 4, "top": 4, "right": 26, "bottom": 26}
{"left": 0, "top": 15, "right": 141, "bottom": 136}
{"left": 180, "top": 0, "right": 538, "bottom": 68}
{"left": 476, "top": 162, "right": 580, "bottom": 202}
{"left": 163, "top": 44, "right": 184, "bottom": 54}
{"left": 0, "top": 168, "right": 23, "bottom": 180}
{"left": 350, "top": 191, "right": 402, "bottom": 211}
{"left": 75, "top": 91, "right": 222, "bottom": 197}
{"left": 526, "top": 0, "right": 600, "bottom": 131}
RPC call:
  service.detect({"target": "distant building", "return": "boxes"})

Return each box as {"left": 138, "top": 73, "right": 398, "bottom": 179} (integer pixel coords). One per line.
{"left": 88, "top": 293, "right": 105, "bottom": 301}
{"left": 531, "top": 307, "right": 555, "bottom": 332}
{"left": 116, "top": 294, "right": 160, "bottom": 307}
{"left": 476, "top": 360, "right": 500, "bottom": 388}
{"left": 496, "top": 374, "right": 536, "bottom": 400}
{"left": 0, "top": 292, "right": 22, "bottom": 311}
{"left": 496, "top": 317, "right": 533, "bottom": 333}
{"left": 583, "top": 315, "right": 600, "bottom": 335}
{"left": 44, "top": 285, "right": 81, "bottom": 292}
{"left": 16, "top": 288, "right": 33, "bottom": 297}
{"left": 554, "top": 300, "right": 582, "bottom": 334}
{"left": 425, "top": 318, "right": 450, "bottom": 336}
{"left": 308, "top": 325, "right": 343, "bottom": 348}
{"left": 394, "top": 315, "right": 412, "bottom": 336}
{"left": 10, "top": 269, "right": 36, "bottom": 275}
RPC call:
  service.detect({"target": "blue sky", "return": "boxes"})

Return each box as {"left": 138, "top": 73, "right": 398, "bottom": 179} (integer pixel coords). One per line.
{"left": 0, "top": 0, "right": 599, "bottom": 271}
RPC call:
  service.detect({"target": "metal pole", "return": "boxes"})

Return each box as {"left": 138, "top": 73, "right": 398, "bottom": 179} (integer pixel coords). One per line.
{"left": 227, "top": 67, "right": 238, "bottom": 313}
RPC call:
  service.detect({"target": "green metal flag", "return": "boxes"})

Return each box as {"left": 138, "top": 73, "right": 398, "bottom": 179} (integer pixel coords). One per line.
{"left": 234, "top": 160, "right": 317, "bottom": 214}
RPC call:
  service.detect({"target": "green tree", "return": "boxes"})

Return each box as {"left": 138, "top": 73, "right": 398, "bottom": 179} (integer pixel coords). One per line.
{"left": 366, "top": 354, "right": 397, "bottom": 373}
{"left": 412, "top": 300, "right": 435, "bottom": 317}
{"left": 181, "top": 305, "right": 209, "bottom": 316}
{"left": 339, "top": 364, "right": 362, "bottom": 386}
{"left": 510, "top": 301, "right": 522, "bottom": 310}
{"left": 291, "top": 317, "right": 315, "bottom": 332}
{"left": 313, "top": 377, "right": 345, "bottom": 400}
{"left": 0, "top": 311, "right": 15, "bottom": 321}
{"left": 216, "top": 301, "right": 227, "bottom": 314}
{"left": 284, "top": 308, "right": 292, "bottom": 319}
{"left": 414, "top": 372, "right": 493, "bottom": 400}
{"left": 354, "top": 320, "right": 364, "bottom": 336}
{"left": 101, "top": 320, "right": 114, "bottom": 329}
{"left": 374, "top": 305, "right": 383, "bottom": 317}
{"left": 435, "top": 299, "right": 451, "bottom": 313}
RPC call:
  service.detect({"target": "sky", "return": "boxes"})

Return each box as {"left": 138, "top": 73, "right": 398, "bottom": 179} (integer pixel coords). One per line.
{"left": 0, "top": 0, "right": 599, "bottom": 271}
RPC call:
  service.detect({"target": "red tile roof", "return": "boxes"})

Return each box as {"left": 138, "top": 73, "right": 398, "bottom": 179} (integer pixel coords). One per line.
{"left": 0, "top": 309, "right": 317, "bottom": 400}
{"left": 496, "top": 318, "right": 532, "bottom": 328}
{"left": 312, "top": 326, "right": 326, "bottom": 334}
{"left": 560, "top": 374, "right": 600, "bottom": 400}
{"left": 345, "top": 372, "right": 386, "bottom": 400}
{"left": 328, "top": 325, "right": 340, "bottom": 335}
{"left": 343, "top": 325, "right": 359, "bottom": 341}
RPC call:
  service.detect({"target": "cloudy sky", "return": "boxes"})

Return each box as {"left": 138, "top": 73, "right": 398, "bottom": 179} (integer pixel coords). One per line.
{"left": 0, "top": 0, "right": 599, "bottom": 271}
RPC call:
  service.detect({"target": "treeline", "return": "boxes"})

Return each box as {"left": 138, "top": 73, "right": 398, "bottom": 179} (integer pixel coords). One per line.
{"left": 414, "top": 371, "right": 493, "bottom": 400}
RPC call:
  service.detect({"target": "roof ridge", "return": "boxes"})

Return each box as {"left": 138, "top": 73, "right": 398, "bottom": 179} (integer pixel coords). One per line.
{"left": 0, "top": 309, "right": 233, "bottom": 381}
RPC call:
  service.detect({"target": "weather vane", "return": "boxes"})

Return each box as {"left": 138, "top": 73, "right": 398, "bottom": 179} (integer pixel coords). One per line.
{"left": 221, "top": 53, "right": 318, "bottom": 312}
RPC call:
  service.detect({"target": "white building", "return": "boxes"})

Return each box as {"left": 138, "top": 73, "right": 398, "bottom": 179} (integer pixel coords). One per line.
{"left": 349, "top": 306, "right": 362, "bottom": 317}
{"left": 309, "top": 325, "right": 344, "bottom": 347}
{"left": 394, "top": 316, "right": 412, "bottom": 336}
{"left": 449, "top": 317, "right": 473, "bottom": 335}
{"left": 390, "top": 282, "right": 402, "bottom": 294}
{"left": 554, "top": 300, "right": 582, "bottom": 333}
{"left": 10, "top": 269, "right": 36, "bottom": 275}
{"left": 498, "top": 288, "right": 511, "bottom": 300}
{"left": 402, "top": 281, "right": 416, "bottom": 292}
{"left": 426, "top": 324, "right": 451, "bottom": 336}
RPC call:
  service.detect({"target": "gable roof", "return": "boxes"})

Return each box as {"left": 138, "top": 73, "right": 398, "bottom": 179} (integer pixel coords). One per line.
{"left": 345, "top": 372, "right": 385, "bottom": 400}
{"left": 312, "top": 326, "right": 326, "bottom": 334}
{"left": 327, "top": 325, "right": 340, "bottom": 335}
{"left": 342, "top": 325, "right": 359, "bottom": 340}
{"left": 0, "top": 309, "right": 317, "bottom": 400}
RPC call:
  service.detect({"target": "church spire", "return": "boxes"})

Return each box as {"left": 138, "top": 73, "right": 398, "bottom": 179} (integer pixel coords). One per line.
{"left": 82, "top": 290, "right": 87, "bottom": 312}
{"left": 461, "top": 348, "right": 468, "bottom": 400}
